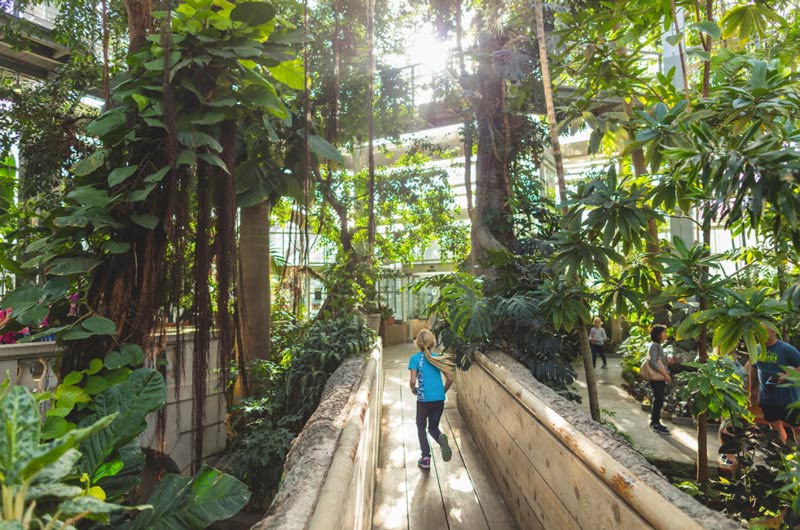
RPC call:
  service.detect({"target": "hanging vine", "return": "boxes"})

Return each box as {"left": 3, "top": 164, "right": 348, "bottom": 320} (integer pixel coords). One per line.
{"left": 1, "top": 0, "right": 304, "bottom": 470}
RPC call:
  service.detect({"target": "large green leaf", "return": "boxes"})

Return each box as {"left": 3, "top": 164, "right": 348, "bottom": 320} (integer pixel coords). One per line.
{"left": 177, "top": 131, "right": 224, "bottom": 152}
{"left": 83, "top": 316, "right": 117, "bottom": 335}
{"left": 78, "top": 369, "right": 166, "bottom": 478}
{"left": 121, "top": 465, "right": 250, "bottom": 530}
{"left": 87, "top": 109, "right": 128, "bottom": 138}
{"left": 28, "top": 450, "right": 81, "bottom": 488}
{"left": 22, "top": 411, "right": 115, "bottom": 485}
{"left": 72, "top": 150, "right": 109, "bottom": 177}
{"left": 108, "top": 166, "right": 139, "bottom": 187}
{"left": 67, "top": 187, "right": 113, "bottom": 208}
{"left": 268, "top": 29, "right": 312, "bottom": 44}
{"left": 47, "top": 257, "right": 102, "bottom": 276}
{"left": 268, "top": 59, "right": 304, "bottom": 90}
{"left": 230, "top": 1, "right": 276, "bottom": 26}
{"left": 308, "top": 134, "right": 344, "bottom": 164}
{"left": 0, "top": 386, "right": 41, "bottom": 485}
{"left": 58, "top": 495, "right": 129, "bottom": 516}
{"left": 130, "top": 213, "right": 159, "bottom": 229}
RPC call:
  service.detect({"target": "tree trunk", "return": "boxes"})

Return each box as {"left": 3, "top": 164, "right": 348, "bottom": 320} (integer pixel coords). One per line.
{"left": 456, "top": 0, "right": 474, "bottom": 218}
{"left": 533, "top": 0, "right": 567, "bottom": 212}
{"left": 366, "top": 0, "right": 376, "bottom": 257}
{"left": 122, "top": 0, "right": 154, "bottom": 54}
{"left": 696, "top": 226, "right": 711, "bottom": 482}
{"left": 694, "top": 0, "right": 713, "bottom": 485}
{"left": 623, "top": 100, "right": 663, "bottom": 290}
{"left": 470, "top": 30, "right": 514, "bottom": 265}
{"left": 579, "top": 319, "right": 601, "bottom": 421}
{"left": 239, "top": 201, "right": 272, "bottom": 365}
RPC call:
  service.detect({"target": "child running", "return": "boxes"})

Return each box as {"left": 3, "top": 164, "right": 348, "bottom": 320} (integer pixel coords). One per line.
{"left": 409, "top": 329, "right": 453, "bottom": 470}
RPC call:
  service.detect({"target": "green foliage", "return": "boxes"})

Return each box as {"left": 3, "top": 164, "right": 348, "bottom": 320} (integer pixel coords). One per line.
{"left": 0, "top": 385, "right": 128, "bottom": 529}
{"left": 0, "top": 379, "right": 248, "bottom": 530}
{"left": 720, "top": 3, "right": 785, "bottom": 43}
{"left": 118, "top": 465, "right": 249, "bottom": 530}
{"left": 675, "top": 357, "right": 751, "bottom": 423}
{"left": 571, "top": 167, "right": 660, "bottom": 254}
{"left": 228, "top": 315, "right": 374, "bottom": 501}
{"left": 685, "top": 422, "right": 790, "bottom": 524}
{"left": 678, "top": 288, "right": 787, "bottom": 362}
{"left": 414, "top": 261, "right": 579, "bottom": 392}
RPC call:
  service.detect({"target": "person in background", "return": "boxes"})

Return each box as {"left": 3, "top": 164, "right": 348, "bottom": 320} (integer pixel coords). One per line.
{"left": 589, "top": 317, "right": 608, "bottom": 369}
{"left": 755, "top": 323, "right": 800, "bottom": 444}
{"left": 409, "top": 329, "right": 453, "bottom": 470}
{"left": 648, "top": 324, "right": 672, "bottom": 434}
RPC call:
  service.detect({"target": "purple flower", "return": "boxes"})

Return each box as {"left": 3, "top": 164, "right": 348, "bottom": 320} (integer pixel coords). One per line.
{"left": 68, "top": 294, "right": 80, "bottom": 317}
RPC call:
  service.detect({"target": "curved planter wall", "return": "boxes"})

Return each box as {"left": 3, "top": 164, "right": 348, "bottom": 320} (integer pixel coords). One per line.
{"left": 255, "top": 341, "right": 383, "bottom": 530}
{"left": 457, "top": 351, "right": 738, "bottom": 530}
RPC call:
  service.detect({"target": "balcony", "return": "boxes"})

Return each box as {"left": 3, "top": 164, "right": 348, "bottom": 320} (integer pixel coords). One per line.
{"left": 0, "top": 3, "right": 70, "bottom": 79}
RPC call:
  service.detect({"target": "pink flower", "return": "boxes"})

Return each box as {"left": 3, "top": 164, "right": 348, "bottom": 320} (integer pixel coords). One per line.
{"left": 68, "top": 294, "right": 79, "bottom": 317}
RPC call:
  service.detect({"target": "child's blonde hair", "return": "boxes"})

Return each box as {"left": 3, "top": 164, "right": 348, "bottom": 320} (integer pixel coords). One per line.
{"left": 415, "top": 328, "right": 435, "bottom": 352}
{"left": 416, "top": 328, "right": 454, "bottom": 378}
{"left": 593, "top": 317, "right": 603, "bottom": 326}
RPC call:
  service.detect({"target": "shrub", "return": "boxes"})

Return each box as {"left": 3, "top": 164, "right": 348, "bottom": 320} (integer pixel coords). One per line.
{"left": 227, "top": 315, "right": 374, "bottom": 503}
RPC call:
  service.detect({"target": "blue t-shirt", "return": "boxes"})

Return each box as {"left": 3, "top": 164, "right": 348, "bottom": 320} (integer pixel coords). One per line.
{"left": 756, "top": 340, "right": 800, "bottom": 407}
{"left": 408, "top": 351, "right": 446, "bottom": 402}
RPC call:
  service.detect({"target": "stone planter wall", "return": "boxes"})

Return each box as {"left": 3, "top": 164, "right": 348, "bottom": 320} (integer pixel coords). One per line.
{"left": 254, "top": 341, "right": 383, "bottom": 530}
{"left": 457, "top": 351, "right": 738, "bottom": 530}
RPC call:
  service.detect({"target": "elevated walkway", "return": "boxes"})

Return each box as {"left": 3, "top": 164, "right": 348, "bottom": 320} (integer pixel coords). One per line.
{"left": 373, "top": 343, "right": 516, "bottom": 530}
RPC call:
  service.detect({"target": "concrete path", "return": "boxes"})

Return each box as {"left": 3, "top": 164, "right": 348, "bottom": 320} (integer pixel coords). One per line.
{"left": 372, "top": 343, "right": 517, "bottom": 530}
{"left": 573, "top": 355, "right": 721, "bottom": 467}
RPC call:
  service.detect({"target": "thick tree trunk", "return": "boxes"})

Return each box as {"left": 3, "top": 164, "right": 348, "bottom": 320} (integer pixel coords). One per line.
{"left": 470, "top": 30, "right": 514, "bottom": 265}
{"left": 122, "top": 0, "right": 153, "bottom": 53}
{"left": 239, "top": 202, "right": 272, "bottom": 365}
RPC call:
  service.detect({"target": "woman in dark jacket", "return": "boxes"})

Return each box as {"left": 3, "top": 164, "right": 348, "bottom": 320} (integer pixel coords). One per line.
{"left": 648, "top": 324, "right": 672, "bottom": 434}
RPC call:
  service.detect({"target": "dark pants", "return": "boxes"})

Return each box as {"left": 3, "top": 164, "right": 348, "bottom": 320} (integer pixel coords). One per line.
{"left": 416, "top": 400, "right": 444, "bottom": 458}
{"left": 591, "top": 344, "right": 607, "bottom": 367}
{"left": 650, "top": 380, "right": 666, "bottom": 426}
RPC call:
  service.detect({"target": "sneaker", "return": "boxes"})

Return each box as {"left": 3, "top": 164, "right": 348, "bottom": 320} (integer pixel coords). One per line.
{"left": 650, "top": 423, "right": 671, "bottom": 435}
{"left": 601, "top": 364, "right": 608, "bottom": 368}
{"left": 437, "top": 433, "right": 452, "bottom": 462}
{"left": 417, "top": 457, "right": 431, "bottom": 470}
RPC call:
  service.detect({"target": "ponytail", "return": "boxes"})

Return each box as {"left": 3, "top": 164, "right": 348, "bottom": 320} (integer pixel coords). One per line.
{"left": 416, "top": 329, "right": 455, "bottom": 379}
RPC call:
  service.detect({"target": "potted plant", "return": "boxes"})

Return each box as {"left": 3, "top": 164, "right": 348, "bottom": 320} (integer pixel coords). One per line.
{"left": 380, "top": 304, "right": 394, "bottom": 326}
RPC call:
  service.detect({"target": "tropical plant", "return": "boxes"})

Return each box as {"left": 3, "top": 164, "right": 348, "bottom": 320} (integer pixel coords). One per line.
{"left": 677, "top": 288, "right": 788, "bottom": 363}
{"left": 0, "top": 369, "right": 250, "bottom": 529}
{"left": 227, "top": 315, "right": 374, "bottom": 501}
{"left": 414, "top": 259, "right": 579, "bottom": 395}
{"left": 0, "top": 384, "right": 125, "bottom": 529}
{"left": 675, "top": 357, "right": 751, "bottom": 425}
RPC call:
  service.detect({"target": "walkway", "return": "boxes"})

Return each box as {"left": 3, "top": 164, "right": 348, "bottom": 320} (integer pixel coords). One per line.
{"left": 372, "top": 343, "right": 517, "bottom": 530}
{"left": 573, "top": 356, "right": 720, "bottom": 468}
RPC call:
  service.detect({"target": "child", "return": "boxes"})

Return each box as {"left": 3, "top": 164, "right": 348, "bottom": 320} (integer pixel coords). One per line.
{"left": 409, "top": 329, "right": 453, "bottom": 470}
{"left": 589, "top": 317, "right": 608, "bottom": 368}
